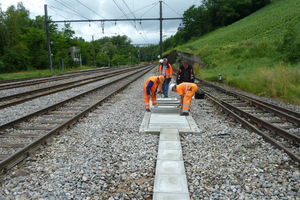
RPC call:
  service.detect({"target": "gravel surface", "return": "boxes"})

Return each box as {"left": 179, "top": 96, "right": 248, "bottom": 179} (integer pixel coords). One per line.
{"left": 0, "top": 70, "right": 141, "bottom": 126}
{"left": 0, "top": 68, "right": 159, "bottom": 199}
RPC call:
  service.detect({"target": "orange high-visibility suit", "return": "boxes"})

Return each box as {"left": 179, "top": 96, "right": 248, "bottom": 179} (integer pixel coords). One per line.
{"left": 176, "top": 82, "right": 198, "bottom": 113}
{"left": 143, "top": 76, "right": 159, "bottom": 110}
{"left": 158, "top": 63, "right": 173, "bottom": 93}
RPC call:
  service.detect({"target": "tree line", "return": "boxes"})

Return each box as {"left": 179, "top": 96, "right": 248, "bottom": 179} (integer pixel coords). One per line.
{"left": 0, "top": 2, "right": 160, "bottom": 73}
{"left": 163, "top": 0, "right": 271, "bottom": 51}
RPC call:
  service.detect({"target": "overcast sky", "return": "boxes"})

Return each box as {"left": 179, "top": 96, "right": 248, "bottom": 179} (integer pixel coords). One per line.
{"left": 0, "top": 0, "right": 202, "bottom": 44}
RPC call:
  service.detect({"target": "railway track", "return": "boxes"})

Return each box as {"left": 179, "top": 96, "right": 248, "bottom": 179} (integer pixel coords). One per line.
{"left": 0, "top": 64, "right": 154, "bottom": 173}
{"left": 0, "top": 66, "right": 142, "bottom": 109}
{"left": 173, "top": 69, "right": 300, "bottom": 163}
{"left": 0, "top": 66, "right": 128, "bottom": 90}
{"left": 0, "top": 67, "right": 110, "bottom": 85}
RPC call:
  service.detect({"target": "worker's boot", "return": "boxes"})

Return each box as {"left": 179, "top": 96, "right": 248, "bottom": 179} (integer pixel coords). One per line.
{"left": 146, "top": 109, "right": 151, "bottom": 112}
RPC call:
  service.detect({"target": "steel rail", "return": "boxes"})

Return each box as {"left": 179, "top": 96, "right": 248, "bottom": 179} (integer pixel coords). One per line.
{"left": 199, "top": 78, "right": 300, "bottom": 118}
{"left": 0, "top": 67, "right": 110, "bottom": 85}
{"left": 0, "top": 65, "right": 154, "bottom": 172}
{"left": 0, "top": 67, "right": 141, "bottom": 109}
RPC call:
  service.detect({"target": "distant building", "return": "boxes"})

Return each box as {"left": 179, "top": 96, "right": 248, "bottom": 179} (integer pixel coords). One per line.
{"left": 68, "top": 46, "right": 80, "bottom": 63}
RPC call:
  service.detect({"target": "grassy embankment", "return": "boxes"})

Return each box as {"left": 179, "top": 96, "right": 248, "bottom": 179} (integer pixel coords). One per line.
{"left": 0, "top": 66, "right": 99, "bottom": 81}
{"left": 168, "top": 0, "right": 300, "bottom": 105}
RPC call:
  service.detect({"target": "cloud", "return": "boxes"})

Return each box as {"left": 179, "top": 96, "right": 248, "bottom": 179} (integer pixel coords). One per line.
{"left": 0, "top": 0, "right": 202, "bottom": 44}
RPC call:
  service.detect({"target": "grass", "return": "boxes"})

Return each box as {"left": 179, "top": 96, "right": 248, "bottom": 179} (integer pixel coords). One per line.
{"left": 171, "top": 0, "right": 300, "bottom": 105}
{"left": 0, "top": 66, "right": 99, "bottom": 81}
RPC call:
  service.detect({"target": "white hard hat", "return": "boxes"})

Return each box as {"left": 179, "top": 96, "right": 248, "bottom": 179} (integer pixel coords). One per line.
{"left": 169, "top": 84, "right": 176, "bottom": 91}
{"left": 159, "top": 59, "right": 163, "bottom": 63}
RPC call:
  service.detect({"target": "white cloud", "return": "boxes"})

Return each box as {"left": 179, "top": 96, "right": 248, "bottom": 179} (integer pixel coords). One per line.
{"left": 0, "top": 0, "right": 202, "bottom": 44}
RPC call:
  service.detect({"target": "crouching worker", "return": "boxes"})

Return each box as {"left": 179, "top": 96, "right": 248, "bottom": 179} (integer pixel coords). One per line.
{"left": 169, "top": 83, "right": 198, "bottom": 116}
{"left": 143, "top": 75, "right": 165, "bottom": 112}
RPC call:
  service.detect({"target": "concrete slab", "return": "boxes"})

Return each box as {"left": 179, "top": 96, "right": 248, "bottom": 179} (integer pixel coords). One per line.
{"left": 151, "top": 106, "right": 181, "bottom": 114}
{"left": 155, "top": 160, "right": 185, "bottom": 175}
{"left": 157, "top": 149, "right": 183, "bottom": 161}
{"left": 161, "top": 129, "right": 179, "bottom": 134}
{"left": 153, "top": 193, "right": 190, "bottom": 200}
{"left": 149, "top": 124, "right": 190, "bottom": 129}
{"left": 159, "top": 133, "right": 180, "bottom": 141}
{"left": 153, "top": 174, "right": 189, "bottom": 193}
{"left": 150, "top": 114, "right": 187, "bottom": 123}
{"left": 159, "top": 141, "right": 181, "bottom": 150}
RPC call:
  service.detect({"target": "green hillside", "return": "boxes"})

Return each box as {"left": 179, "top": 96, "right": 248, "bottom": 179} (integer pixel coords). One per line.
{"left": 173, "top": 0, "right": 300, "bottom": 104}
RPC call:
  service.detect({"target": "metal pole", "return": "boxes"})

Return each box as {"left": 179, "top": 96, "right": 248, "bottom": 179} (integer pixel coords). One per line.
{"left": 117, "top": 44, "right": 119, "bottom": 67}
{"left": 159, "top": 1, "right": 163, "bottom": 59}
{"left": 44, "top": 4, "right": 52, "bottom": 72}
{"left": 80, "top": 54, "right": 82, "bottom": 67}
{"left": 62, "top": 58, "right": 64, "bottom": 71}
{"left": 92, "top": 35, "right": 95, "bottom": 67}
{"left": 108, "top": 55, "right": 110, "bottom": 67}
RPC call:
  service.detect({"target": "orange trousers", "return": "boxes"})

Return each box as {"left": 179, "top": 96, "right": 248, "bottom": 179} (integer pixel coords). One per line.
{"left": 182, "top": 85, "right": 198, "bottom": 113}
{"left": 143, "top": 85, "right": 157, "bottom": 110}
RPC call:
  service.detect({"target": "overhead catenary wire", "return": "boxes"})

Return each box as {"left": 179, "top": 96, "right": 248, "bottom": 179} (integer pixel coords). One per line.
{"left": 113, "top": 0, "right": 149, "bottom": 44}
{"left": 122, "top": 0, "right": 151, "bottom": 44}
{"left": 117, "top": 2, "right": 158, "bottom": 19}
{"left": 54, "top": 0, "right": 90, "bottom": 20}
{"left": 48, "top": 5, "right": 85, "bottom": 18}
{"left": 163, "top": 1, "right": 182, "bottom": 17}
{"left": 139, "top": 2, "right": 159, "bottom": 18}
{"left": 48, "top": 6, "right": 67, "bottom": 20}
{"left": 75, "top": 0, "right": 127, "bottom": 36}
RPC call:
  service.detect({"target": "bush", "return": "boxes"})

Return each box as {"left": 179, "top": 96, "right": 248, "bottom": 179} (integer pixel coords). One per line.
{"left": 278, "top": 23, "right": 300, "bottom": 63}
{"left": 0, "top": 60, "right": 6, "bottom": 73}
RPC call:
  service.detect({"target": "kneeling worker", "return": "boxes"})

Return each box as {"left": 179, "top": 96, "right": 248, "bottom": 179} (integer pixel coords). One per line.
{"left": 169, "top": 83, "right": 198, "bottom": 116}
{"left": 143, "top": 75, "right": 165, "bottom": 112}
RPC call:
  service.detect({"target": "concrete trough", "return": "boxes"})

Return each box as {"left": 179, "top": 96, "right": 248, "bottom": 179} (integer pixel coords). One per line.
{"left": 139, "top": 98, "right": 200, "bottom": 135}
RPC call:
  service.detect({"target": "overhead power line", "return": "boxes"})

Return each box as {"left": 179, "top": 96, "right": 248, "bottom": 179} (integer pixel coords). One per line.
{"left": 113, "top": 0, "right": 149, "bottom": 44}
{"left": 163, "top": 2, "right": 182, "bottom": 17}
{"left": 139, "top": 2, "right": 158, "bottom": 18}
{"left": 54, "top": 0, "right": 89, "bottom": 19}
{"left": 48, "top": 6, "right": 67, "bottom": 20}
{"left": 75, "top": 0, "right": 127, "bottom": 36}
{"left": 117, "top": 2, "right": 158, "bottom": 19}
{"left": 122, "top": 0, "right": 151, "bottom": 44}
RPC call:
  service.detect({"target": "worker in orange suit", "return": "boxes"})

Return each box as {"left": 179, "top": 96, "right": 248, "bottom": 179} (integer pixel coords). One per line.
{"left": 159, "top": 58, "right": 173, "bottom": 98}
{"left": 143, "top": 75, "right": 165, "bottom": 112}
{"left": 169, "top": 82, "right": 198, "bottom": 116}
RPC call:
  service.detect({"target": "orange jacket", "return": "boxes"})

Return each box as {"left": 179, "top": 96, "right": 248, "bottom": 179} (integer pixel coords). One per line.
{"left": 159, "top": 63, "right": 173, "bottom": 78}
{"left": 143, "top": 76, "right": 159, "bottom": 95}
{"left": 176, "top": 83, "right": 197, "bottom": 97}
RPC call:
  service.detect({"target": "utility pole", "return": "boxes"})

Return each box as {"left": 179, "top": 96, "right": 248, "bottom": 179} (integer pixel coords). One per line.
{"left": 92, "top": 35, "right": 95, "bottom": 67}
{"left": 44, "top": 4, "right": 52, "bottom": 72}
{"left": 159, "top": 1, "right": 163, "bottom": 59}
